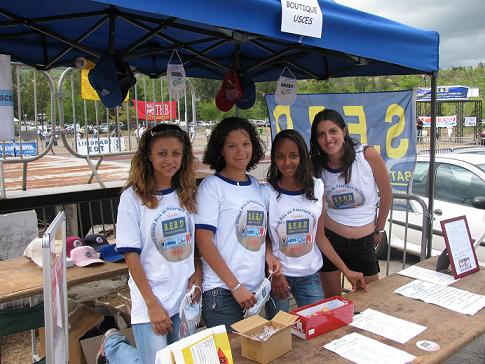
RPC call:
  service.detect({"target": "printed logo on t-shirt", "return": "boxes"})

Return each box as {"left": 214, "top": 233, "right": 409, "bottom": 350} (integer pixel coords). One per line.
{"left": 276, "top": 208, "right": 315, "bottom": 257}
{"left": 235, "top": 200, "right": 266, "bottom": 251}
{"left": 326, "top": 183, "right": 366, "bottom": 209}
{"left": 151, "top": 207, "right": 193, "bottom": 262}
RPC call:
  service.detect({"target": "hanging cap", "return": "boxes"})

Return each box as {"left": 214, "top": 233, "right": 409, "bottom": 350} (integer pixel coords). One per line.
{"left": 215, "top": 70, "right": 242, "bottom": 112}
{"left": 236, "top": 75, "right": 256, "bottom": 110}
{"left": 88, "top": 55, "right": 136, "bottom": 109}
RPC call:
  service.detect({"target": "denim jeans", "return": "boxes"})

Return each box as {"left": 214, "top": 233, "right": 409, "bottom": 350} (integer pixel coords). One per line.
{"left": 202, "top": 287, "right": 244, "bottom": 332}
{"left": 265, "top": 272, "right": 324, "bottom": 319}
{"left": 104, "top": 314, "right": 180, "bottom": 364}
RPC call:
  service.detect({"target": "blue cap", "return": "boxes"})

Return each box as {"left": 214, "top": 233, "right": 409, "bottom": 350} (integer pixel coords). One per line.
{"left": 99, "top": 244, "right": 125, "bottom": 263}
{"left": 88, "top": 55, "right": 136, "bottom": 109}
{"left": 236, "top": 75, "right": 256, "bottom": 110}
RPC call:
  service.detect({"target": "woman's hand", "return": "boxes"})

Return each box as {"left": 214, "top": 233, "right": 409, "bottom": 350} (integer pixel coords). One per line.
{"left": 374, "top": 232, "right": 384, "bottom": 247}
{"left": 265, "top": 252, "right": 282, "bottom": 276}
{"left": 187, "top": 260, "right": 203, "bottom": 302}
{"left": 271, "top": 274, "right": 289, "bottom": 300}
{"left": 232, "top": 285, "right": 257, "bottom": 309}
{"left": 146, "top": 301, "right": 172, "bottom": 336}
{"left": 343, "top": 270, "right": 368, "bottom": 292}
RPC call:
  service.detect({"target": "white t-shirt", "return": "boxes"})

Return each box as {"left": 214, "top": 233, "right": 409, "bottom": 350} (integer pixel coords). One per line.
{"left": 322, "top": 145, "right": 379, "bottom": 226}
{"left": 195, "top": 174, "right": 267, "bottom": 293}
{"left": 262, "top": 179, "right": 324, "bottom": 277}
{"left": 116, "top": 187, "right": 195, "bottom": 324}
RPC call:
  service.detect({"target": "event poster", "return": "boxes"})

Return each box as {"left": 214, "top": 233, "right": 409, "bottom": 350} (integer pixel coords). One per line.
{"left": 265, "top": 90, "right": 416, "bottom": 193}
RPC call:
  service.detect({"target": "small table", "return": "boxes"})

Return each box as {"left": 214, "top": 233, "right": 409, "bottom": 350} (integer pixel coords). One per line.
{"left": 232, "top": 257, "right": 484, "bottom": 363}
{"left": 0, "top": 257, "right": 128, "bottom": 304}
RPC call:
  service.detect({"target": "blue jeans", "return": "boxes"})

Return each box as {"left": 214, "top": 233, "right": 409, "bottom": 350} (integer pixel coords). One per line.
{"left": 202, "top": 287, "right": 243, "bottom": 332}
{"left": 104, "top": 314, "right": 180, "bottom": 364}
{"left": 265, "top": 272, "right": 324, "bottom": 319}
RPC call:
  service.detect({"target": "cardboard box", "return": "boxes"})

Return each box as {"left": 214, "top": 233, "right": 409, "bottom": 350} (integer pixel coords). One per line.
{"left": 231, "top": 311, "right": 297, "bottom": 364}
{"left": 290, "top": 296, "right": 353, "bottom": 340}
{"left": 80, "top": 327, "right": 135, "bottom": 364}
{"left": 39, "top": 303, "right": 104, "bottom": 364}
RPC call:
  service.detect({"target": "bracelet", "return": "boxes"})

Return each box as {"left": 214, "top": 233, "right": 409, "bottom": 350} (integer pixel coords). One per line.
{"left": 375, "top": 229, "right": 385, "bottom": 235}
{"left": 230, "top": 283, "right": 241, "bottom": 293}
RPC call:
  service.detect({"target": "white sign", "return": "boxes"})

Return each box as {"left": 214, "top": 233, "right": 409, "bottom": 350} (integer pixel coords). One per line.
{"left": 0, "top": 54, "right": 14, "bottom": 140}
{"left": 419, "top": 115, "right": 457, "bottom": 128}
{"left": 280, "top": 0, "right": 323, "bottom": 39}
{"left": 275, "top": 75, "right": 297, "bottom": 105}
{"left": 76, "top": 137, "right": 125, "bottom": 155}
{"left": 167, "top": 63, "right": 186, "bottom": 99}
{"left": 464, "top": 117, "right": 476, "bottom": 127}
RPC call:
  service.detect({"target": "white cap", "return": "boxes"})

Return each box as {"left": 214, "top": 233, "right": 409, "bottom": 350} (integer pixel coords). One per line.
{"left": 23, "top": 237, "right": 62, "bottom": 267}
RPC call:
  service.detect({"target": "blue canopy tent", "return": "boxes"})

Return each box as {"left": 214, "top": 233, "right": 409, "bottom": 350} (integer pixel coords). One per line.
{"left": 0, "top": 0, "right": 439, "bottom": 252}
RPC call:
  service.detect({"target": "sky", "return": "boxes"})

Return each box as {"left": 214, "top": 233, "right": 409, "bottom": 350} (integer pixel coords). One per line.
{"left": 336, "top": 0, "right": 485, "bottom": 69}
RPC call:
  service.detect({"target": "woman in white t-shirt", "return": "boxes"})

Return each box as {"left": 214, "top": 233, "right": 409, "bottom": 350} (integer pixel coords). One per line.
{"left": 195, "top": 117, "right": 280, "bottom": 330}
{"left": 264, "top": 129, "right": 366, "bottom": 318}
{"left": 310, "top": 109, "right": 392, "bottom": 298}
{"left": 97, "top": 124, "right": 201, "bottom": 364}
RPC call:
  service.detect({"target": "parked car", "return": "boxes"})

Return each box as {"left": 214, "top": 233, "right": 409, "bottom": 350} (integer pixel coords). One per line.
{"left": 380, "top": 153, "right": 485, "bottom": 265}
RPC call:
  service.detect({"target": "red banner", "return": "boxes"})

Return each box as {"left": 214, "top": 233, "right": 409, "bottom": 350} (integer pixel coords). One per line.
{"left": 132, "top": 100, "right": 177, "bottom": 121}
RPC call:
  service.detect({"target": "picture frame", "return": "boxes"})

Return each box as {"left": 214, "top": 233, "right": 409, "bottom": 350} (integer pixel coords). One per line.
{"left": 440, "top": 215, "right": 480, "bottom": 279}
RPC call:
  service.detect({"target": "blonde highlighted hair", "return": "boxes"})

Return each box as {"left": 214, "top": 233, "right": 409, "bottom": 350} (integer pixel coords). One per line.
{"left": 125, "top": 124, "right": 197, "bottom": 213}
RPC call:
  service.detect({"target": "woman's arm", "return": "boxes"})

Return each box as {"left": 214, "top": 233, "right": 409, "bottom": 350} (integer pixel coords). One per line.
{"left": 124, "top": 252, "right": 172, "bottom": 335}
{"left": 315, "top": 212, "right": 368, "bottom": 291}
{"left": 365, "top": 147, "right": 393, "bottom": 241}
{"left": 196, "top": 229, "right": 256, "bottom": 309}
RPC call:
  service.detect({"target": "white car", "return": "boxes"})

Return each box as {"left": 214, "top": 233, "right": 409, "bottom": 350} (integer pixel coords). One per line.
{"left": 380, "top": 153, "right": 485, "bottom": 265}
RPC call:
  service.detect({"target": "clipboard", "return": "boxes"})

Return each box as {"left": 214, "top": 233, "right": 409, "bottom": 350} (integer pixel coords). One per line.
{"left": 440, "top": 215, "right": 480, "bottom": 279}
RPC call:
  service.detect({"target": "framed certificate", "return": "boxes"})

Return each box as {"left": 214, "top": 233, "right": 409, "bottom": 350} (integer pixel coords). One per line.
{"left": 440, "top": 216, "right": 480, "bottom": 279}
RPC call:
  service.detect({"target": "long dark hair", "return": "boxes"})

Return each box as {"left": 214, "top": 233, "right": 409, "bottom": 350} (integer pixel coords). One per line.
{"left": 203, "top": 117, "right": 265, "bottom": 172}
{"left": 125, "top": 123, "right": 197, "bottom": 212}
{"left": 310, "top": 109, "right": 358, "bottom": 184}
{"left": 267, "top": 129, "right": 316, "bottom": 201}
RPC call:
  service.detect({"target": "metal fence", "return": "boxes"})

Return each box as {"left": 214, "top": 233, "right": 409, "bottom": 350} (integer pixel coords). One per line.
{"left": 1, "top": 63, "right": 198, "bottom": 195}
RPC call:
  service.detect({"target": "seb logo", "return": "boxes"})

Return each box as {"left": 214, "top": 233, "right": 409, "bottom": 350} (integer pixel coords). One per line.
{"left": 332, "top": 193, "right": 355, "bottom": 207}
{"left": 162, "top": 217, "right": 187, "bottom": 237}
{"left": 247, "top": 210, "right": 264, "bottom": 226}
{"left": 286, "top": 219, "right": 309, "bottom": 235}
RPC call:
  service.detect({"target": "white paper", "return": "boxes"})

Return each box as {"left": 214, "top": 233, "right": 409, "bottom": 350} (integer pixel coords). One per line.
{"left": 350, "top": 309, "right": 426, "bottom": 344}
{"left": 280, "top": 0, "right": 323, "bottom": 38}
{"left": 443, "top": 219, "right": 478, "bottom": 275}
{"left": 395, "top": 279, "right": 485, "bottom": 315}
{"left": 397, "top": 265, "right": 458, "bottom": 286}
{"left": 189, "top": 335, "right": 220, "bottom": 364}
{"left": 324, "top": 332, "right": 416, "bottom": 364}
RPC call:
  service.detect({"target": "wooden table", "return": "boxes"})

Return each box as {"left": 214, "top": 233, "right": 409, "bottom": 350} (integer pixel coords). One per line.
{"left": 0, "top": 257, "right": 128, "bottom": 304}
{"left": 232, "top": 258, "right": 484, "bottom": 363}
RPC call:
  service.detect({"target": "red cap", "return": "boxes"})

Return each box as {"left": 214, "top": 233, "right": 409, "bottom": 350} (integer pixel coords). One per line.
{"left": 66, "top": 236, "right": 83, "bottom": 257}
{"left": 215, "top": 70, "right": 242, "bottom": 112}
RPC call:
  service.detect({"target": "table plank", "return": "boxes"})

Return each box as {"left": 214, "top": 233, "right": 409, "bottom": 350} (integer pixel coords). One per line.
{"left": 232, "top": 258, "right": 484, "bottom": 364}
{"left": 0, "top": 257, "right": 128, "bottom": 304}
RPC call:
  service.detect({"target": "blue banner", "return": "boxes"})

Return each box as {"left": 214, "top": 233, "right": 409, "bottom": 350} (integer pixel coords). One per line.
{"left": 416, "top": 86, "right": 469, "bottom": 101}
{"left": 265, "top": 91, "right": 416, "bottom": 192}
{"left": 1, "top": 141, "right": 38, "bottom": 156}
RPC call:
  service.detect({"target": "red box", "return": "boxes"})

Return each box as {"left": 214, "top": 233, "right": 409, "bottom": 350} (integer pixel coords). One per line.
{"left": 290, "top": 296, "right": 353, "bottom": 340}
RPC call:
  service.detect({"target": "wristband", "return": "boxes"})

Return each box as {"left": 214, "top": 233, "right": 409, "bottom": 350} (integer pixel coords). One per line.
{"left": 375, "top": 229, "right": 385, "bottom": 235}
{"left": 230, "top": 283, "right": 241, "bottom": 293}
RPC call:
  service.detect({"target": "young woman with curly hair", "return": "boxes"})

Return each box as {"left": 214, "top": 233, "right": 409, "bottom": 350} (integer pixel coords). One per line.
{"left": 97, "top": 124, "right": 201, "bottom": 364}
{"left": 264, "top": 129, "right": 366, "bottom": 319}
{"left": 195, "top": 117, "right": 280, "bottom": 330}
